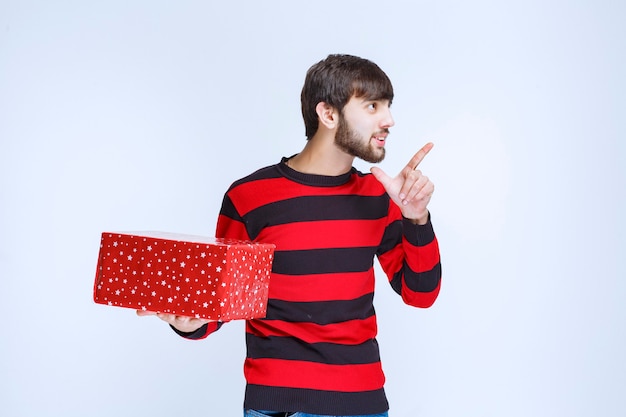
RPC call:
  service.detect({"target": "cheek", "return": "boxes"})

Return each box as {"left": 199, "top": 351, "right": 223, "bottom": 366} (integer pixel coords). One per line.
{"left": 345, "top": 116, "right": 372, "bottom": 137}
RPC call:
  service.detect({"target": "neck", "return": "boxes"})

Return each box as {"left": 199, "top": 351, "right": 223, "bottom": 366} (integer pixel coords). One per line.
{"left": 288, "top": 133, "right": 354, "bottom": 176}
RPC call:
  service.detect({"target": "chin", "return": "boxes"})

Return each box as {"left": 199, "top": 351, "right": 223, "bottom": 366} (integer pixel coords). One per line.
{"left": 360, "top": 151, "right": 385, "bottom": 164}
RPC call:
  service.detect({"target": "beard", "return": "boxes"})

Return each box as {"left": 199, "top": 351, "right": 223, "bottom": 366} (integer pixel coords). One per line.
{"left": 334, "top": 115, "right": 386, "bottom": 163}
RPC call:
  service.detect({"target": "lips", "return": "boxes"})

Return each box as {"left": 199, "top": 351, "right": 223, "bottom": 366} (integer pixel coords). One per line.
{"left": 372, "top": 134, "right": 387, "bottom": 146}
{"left": 372, "top": 128, "right": 389, "bottom": 145}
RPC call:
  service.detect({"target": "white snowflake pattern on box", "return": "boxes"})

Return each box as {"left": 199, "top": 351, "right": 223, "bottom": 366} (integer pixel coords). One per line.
{"left": 93, "top": 232, "right": 274, "bottom": 321}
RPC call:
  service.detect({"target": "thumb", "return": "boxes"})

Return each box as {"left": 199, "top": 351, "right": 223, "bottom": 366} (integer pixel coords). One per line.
{"left": 370, "top": 166, "right": 392, "bottom": 189}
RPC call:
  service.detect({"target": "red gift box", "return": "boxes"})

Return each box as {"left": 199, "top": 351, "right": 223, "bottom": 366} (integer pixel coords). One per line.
{"left": 93, "top": 232, "right": 275, "bottom": 321}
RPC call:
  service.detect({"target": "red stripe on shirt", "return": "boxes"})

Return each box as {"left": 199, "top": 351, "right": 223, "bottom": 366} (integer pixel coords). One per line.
{"left": 404, "top": 237, "right": 440, "bottom": 273}
{"left": 402, "top": 281, "right": 441, "bottom": 308}
{"left": 229, "top": 176, "right": 386, "bottom": 216}
{"left": 247, "top": 316, "right": 377, "bottom": 345}
{"left": 244, "top": 358, "right": 385, "bottom": 392}
{"left": 257, "top": 219, "right": 387, "bottom": 251}
{"left": 215, "top": 215, "right": 250, "bottom": 241}
{"left": 268, "top": 271, "right": 374, "bottom": 302}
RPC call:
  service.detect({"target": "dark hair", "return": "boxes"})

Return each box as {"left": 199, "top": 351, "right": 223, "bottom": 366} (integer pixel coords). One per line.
{"left": 300, "top": 54, "right": 394, "bottom": 139}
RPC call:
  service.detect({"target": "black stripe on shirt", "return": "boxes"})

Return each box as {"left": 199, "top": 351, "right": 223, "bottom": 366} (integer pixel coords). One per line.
{"left": 273, "top": 247, "right": 376, "bottom": 275}
{"left": 390, "top": 262, "right": 442, "bottom": 294}
{"left": 244, "top": 385, "right": 389, "bottom": 416}
{"left": 228, "top": 165, "right": 284, "bottom": 190}
{"left": 265, "top": 293, "right": 375, "bottom": 324}
{"left": 377, "top": 219, "right": 402, "bottom": 254}
{"left": 219, "top": 195, "right": 243, "bottom": 221}
{"left": 246, "top": 334, "right": 381, "bottom": 365}
{"left": 243, "top": 194, "right": 388, "bottom": 238}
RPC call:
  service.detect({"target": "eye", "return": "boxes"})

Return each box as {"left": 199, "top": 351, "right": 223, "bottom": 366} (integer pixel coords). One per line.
{"left": 367, "top": 102, "right": 377, "bottom": 111}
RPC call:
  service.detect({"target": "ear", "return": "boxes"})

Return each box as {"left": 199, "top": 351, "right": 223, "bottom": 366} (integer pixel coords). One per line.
{"left": 315, "top": 102, "right": 339, "bottom": 130}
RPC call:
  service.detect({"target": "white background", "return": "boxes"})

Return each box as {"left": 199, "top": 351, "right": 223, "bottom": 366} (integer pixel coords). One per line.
{"left": 1, "top": 1, "right": 624, "bottom": 416}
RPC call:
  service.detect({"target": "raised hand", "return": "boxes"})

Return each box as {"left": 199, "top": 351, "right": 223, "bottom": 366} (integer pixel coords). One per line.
{"left": 370, "top": 142, "right": 435, "bottom": 224}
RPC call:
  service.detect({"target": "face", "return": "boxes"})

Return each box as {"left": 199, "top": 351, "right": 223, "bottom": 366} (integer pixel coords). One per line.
{"left": 334, "top": 96, "right": 395, "bottom": 163}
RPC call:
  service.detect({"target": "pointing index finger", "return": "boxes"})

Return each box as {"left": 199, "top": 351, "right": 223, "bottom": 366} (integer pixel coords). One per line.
{"left": 408, "top": 142, "right": 434, "bottom": 170}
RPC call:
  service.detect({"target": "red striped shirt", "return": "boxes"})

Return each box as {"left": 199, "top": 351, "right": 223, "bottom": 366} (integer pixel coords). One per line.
{"left": 191, "top": 159, "right": 441, "bottom": 415}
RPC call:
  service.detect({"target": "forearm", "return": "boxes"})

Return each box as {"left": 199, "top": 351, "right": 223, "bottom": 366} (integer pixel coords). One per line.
{"left": 379, "top": 214, "right": 442, "bottom": 308}
{"left": 400, "top": 215, "right": 441, "bottom": 307}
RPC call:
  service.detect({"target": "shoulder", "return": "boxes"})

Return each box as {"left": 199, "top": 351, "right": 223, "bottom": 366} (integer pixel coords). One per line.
{"left": 227, "top": 163, "right": 282, "bottom": 191}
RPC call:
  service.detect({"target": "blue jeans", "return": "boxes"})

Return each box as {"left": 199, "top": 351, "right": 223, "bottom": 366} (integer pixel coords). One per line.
{"left": 244, "top": 410, "right": 389, "bottom": 417}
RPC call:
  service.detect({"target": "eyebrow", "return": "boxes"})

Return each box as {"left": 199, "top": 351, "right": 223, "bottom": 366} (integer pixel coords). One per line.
{"left": 360, "top": 98, "right": 392, "bottom": 106}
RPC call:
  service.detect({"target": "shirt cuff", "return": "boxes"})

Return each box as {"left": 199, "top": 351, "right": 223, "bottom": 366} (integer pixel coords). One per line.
{"left": 402, "top": 212, "right": 435, "bottom": 246}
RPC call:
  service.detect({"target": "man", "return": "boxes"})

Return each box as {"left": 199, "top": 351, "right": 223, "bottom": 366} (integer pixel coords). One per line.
{"left": 139, "top": 54, "right": 442, "bottom": 416}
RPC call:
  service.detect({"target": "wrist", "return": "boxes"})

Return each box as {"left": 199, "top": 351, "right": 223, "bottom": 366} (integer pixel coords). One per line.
{"left": 408, "top": 211, "right": 429, "bottom": 225}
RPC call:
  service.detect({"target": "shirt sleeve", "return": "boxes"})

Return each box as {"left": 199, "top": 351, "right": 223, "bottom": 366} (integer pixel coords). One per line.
{"left": 377, "top": 210, "right": 442, "bottom": 308}
{"left": 170, "top": 321, "right": 223, "bottom": 340}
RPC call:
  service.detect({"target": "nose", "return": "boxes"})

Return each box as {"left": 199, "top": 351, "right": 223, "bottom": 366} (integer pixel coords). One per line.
{"left": 381, "top": 107, "right": 395, "bottom": 129}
